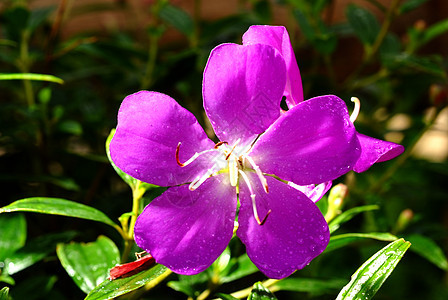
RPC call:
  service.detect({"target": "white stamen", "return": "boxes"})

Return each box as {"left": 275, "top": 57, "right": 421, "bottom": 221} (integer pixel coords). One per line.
{"left": 350, "top": 97, "right": 361, "bottom": 123}
{"left": 176, "top": 142, "right": 221, "bottom": 167}
{"left": 244, "top": 155, "right": 269, "bottom": 193}
{"left": 238, "top": 170, "right": 271, "bottom": 225}
{"left": 229, "top": 156, "right": 239, "bottom": 186}
{"left": 189, "top": 167, "right": 216, "bottom": 191}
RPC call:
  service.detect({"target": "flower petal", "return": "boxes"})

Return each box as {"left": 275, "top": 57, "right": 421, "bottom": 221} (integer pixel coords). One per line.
{"left": 353, "top": 133, "right": 404, "bottom": 173}
{"left": 203, "top": 43, "right": 286, "bottom": 144}
{"left": 237, "top": 175, "right": 329, "bottom": 279}
{"left": 134, "top": 175, "right": 237, "bottom": 275}
{"left": 288, "top": 181, "right": 332, "bottom": 203}
{"left": 250, "top": 95, "right": 361, "bottom": 185}
{"left": 243, "top": 25, "right": 303, "bottom": 107}
{"left": 110, "top": 91, "right": 215, "bottom": 186}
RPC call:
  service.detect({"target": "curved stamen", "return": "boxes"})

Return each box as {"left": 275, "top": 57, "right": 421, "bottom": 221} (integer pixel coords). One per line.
{"left": 350, "top": 97, "right": 361, "bottom": 123}
{"left": 225, "top": 138, "right": 241, "bottom": 160}
{"left": 214, "top": 141, "right": 228, "bottom": 149}
{"left": 176, "top": 142, "right": 221, "bottom": 167}
{"left": 244, "top": 155, "right": 269, "bottom": 193}
{"left": 239, "top": 170, "right": 271, "bottom": 226}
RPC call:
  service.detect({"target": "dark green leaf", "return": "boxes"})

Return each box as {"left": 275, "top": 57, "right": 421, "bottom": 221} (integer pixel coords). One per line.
{"left": 271, "top": 278, "right": 346, "bottom": 293}
{"left": 0, "top": 214, "right": 26, "bottom": 260}
{"left": 85, "top": 264, "right": 169, "bottom": 300}
{"left": 158, "top": 4, "right": 194, "bottom": 37}
{"left": 9, "top": 275, "right": 57, "bottom": 300}
{"left": 28, "top": 6, "right": 55, "bottom": 31}
{"left": 326, "top": 233, "right": 398, "bottom": 253}
{"left": 57, "top": 120, "right": 83, "bottom": 135}
{"left": 328, "top": 205, "right": 379, "bottom": 233}
{"left": 0, "top": 197, "right": 117, "bottom": 227}
{"left": 381, "top": 53, "right": 446, "bottom": 76}
{"left": 346, "top": 4, "right": 380, "bottom": 45}
{"left": 4, "top": 231, "right": 77, "bottom": 275}
{"left": 399, "top": 0, "right": 428, "bottom": 13}
{"left": 336, "top": 239, "right": 411, "bottom": 300}
{"left": 221, "top": 253, "right": 259, "bottom": 283}
{"left": 248, "top": 282, "right": 277, "bottom": 300}
{"left": 167, "top": 281, "right": 196, "bottom": 297}
{"left": 57, "top": 236, "right": 120, "bottom": 294}
{"left": 0, "top": 287, "right": 9, "bottom": 300}
{"left": 406, "top": 234, "right": 448, "bottom": 270}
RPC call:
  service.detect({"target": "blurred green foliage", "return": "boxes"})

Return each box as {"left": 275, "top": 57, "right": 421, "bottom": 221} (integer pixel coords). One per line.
{"left": 1, "top": 0, "right": 447, "bottom": 299}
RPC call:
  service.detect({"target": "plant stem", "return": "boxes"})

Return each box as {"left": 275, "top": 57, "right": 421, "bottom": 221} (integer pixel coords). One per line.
{"left": 19, "top": 30, "right": 35, "bottom": 107}
{"left": 121, "top": 181, "right": 145, "bottom": 262}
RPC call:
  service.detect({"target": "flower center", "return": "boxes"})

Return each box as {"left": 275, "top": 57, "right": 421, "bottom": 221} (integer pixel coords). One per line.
{"left": 175, "top": 139, "right": 271, "bottom": 225}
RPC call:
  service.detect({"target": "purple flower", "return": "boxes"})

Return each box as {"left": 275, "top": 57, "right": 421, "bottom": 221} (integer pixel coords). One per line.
{"left": 242, "top": 25, "right": 405, "bottom": 172}
{"left": 110, "top": 26, "right": 403, "bottom": 279}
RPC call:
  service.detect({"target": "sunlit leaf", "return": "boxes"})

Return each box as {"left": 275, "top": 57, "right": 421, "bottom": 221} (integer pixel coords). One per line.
{"left": 406, "top": 234, "right": 448, "bottom": 270}
{"left": 326, "top": 233, "right": 398, "bottom": 253}
{"left": 336, "top": 239, "right": 411, "bottom": 300}
{"left": 328, "top": 205, "right": 379, "bottom": 233}
{"left": 57, "top": 236, "right": 120, "bottom": 294}
{"left": 0, "top": 73, "right": 64, "bottom": 84}
{"left": 248, "top": 282, "right": 277, "bottom": 300}
{"left": 0, "top": 197, "right": 117, "bottom": 227}
{"left": 85, "top": 264, "right": 170, "bottom": 300}
{"left": 0, "top": 214, "right": 26, "bottom": 260}
{"left": 0, "top": 287, "right": 9, "bottom": 300}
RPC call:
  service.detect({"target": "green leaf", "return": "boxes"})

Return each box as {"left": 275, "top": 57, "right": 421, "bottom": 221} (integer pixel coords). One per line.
{"left": 215, "top": 293, "right": 239, "bottom": 300}
{"left": 167, "top": 281, "right": 196, "bottom": 297}
{"left": 57, "top": 120, "right": 83, "bottom": 135}
{"left": 248, "top": 282, "right": 277, "bottom": 300}
{"left": 4, "top": 231, "right": 77, "bottom": 275}
{"left": 328, "top": 205, "right": 379, "bottom": 233}
{"left": 406, "top": 234, "right": 448, "bottom": 270}
{"left": 0, "top": 213, "right": 26, "bottom": 261}
{"left": 158, "top": 4, "right": 194, "bottom": 37}
{"left": 221, "top": 253, "right": 259, "bottom": 283}
{"left": 85, "top": 264, "right": 170, "bottom": 300}
{"left": 421, "top": 18, "right": 448, "bottom": 46}
{"left": 399, "top": 0, "right": 428, "bottom": 13}
{"left": 0, "top": 73, "right": 64, "bottom": 84}
{"left": 57, "top": 236, "right": 120, "bottom": 294}
{"left": 336, "top": 239, "right": 411, "bottom": 300}
{"left": 326, "top": 233, "right": 398, "bottom": 253}
{"left": 271, "top": 278, "right": 346, "bottom": 294}
{"left": 346, "top": 4, "right": 380, "bottom": 46}
{"left": 0, "top": 197, "right": 117, "bottom": 227}
{"left": 0, "top": 287, "right": 9, "bottom": 300}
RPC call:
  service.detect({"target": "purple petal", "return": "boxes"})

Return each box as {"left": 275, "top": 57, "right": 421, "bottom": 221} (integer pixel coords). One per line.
{"left": 237, "top": 175, "right": 329, "bottom": 279}
{"left": 110, "top": 91, "right": 215, "bottom": 186}
{"left": 353, "top": 133, "right": 404, "bottom": 173}
{"left": 203, "top": 43, "right": 286, "bottom": 144}
{"left": 250, "top": 95, "right": 361, "bottom": 185}
{"left": 134, "top": 175, "right": 237, "bottom": 275}
{"left": 289, "top": 181, "right": 332, "bottom": 203}
{"left": 243, "top": 25, "right": 303, "bottom": 107}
